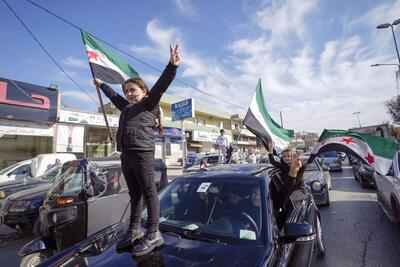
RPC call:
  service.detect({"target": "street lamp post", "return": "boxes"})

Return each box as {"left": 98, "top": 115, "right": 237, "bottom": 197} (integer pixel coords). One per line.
{"left": 377, "top": 19, "right": 400, "bottom": 71}
{"left": 353, "top": 111, "right": 362, "bottom": 128}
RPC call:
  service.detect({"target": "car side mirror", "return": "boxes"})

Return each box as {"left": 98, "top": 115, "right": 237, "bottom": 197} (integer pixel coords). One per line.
{"left": 322, "top": 166, "right": 330, "bottom": 171}
{"left": 281, "top": 222, "right": 315, "bottom": 244}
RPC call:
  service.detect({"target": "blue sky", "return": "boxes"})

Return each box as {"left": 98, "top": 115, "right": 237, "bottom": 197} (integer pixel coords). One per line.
{"left": 1, "top": 0, "right": 400, "bottom": 133}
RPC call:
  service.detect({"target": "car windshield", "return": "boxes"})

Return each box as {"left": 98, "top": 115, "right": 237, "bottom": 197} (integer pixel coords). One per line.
{"left": 323, "top": 151, "right": 338, "bottom": 158}
{"left": 305, "top": 161, "right": 321, "bottom": 171}
{"left": 39, "top": 166, "right": 62, "bottom": 182}
{"left": 47, "top": 162, "right": 84, "bottom": 199}
{"left": 152, "top": 178, "right": 264, "bottom": 244}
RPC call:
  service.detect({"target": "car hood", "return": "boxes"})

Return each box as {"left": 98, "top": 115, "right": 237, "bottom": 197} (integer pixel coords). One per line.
{"left": 9, "top": 183, "right": 50, "bottom": 200}
{"left": 44, "top": 224, "right": 265, "bottom": 267}
{"left": 0, "top": 179, "right": 45, "bottom": 189}
{"left": 304, "top": 171, "right": 323, "bottom": 184}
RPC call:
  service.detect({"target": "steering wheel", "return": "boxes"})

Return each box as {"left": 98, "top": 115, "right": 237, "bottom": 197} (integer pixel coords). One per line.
{"left": 222, "top": 209, "right": 259, "bottom": 235}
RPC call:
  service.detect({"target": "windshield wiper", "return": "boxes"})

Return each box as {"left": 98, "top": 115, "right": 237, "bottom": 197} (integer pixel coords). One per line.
{"left": 181, "top": 229, "right": 227, "bottom": 244}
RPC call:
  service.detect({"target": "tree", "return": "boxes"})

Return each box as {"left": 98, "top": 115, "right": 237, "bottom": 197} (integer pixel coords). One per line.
{"left": 386, "top": 95, "right": 400, "bottom": 125}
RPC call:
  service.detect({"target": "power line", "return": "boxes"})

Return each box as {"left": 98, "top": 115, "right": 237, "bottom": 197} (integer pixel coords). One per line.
{"left": 26, "top": 0, "right": 246, "bottom": 110}
{"left": 2, "top": 0, "right": 99, "bottom": 106}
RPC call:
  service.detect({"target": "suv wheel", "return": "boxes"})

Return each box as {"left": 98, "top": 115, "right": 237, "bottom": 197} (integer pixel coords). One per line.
{"left": 20, "top": 250, "right": 52, "bottom": 267}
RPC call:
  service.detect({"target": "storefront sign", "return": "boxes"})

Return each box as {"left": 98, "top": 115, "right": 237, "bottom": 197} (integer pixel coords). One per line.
{"left": 0, "top": 120, "right": 53, "bottom": 137}
{"left": 60, "top": 109, "right": 119, "bottom": 127}
{"left": 0, "top": 77, "right": 58, "bottom": 123}
{"left": 171, "top": 98, "right": 195, "bottom": 121}
{"left": 193, "top": 130, "right": 232, "bottom": 143}
{"left": 56, "top": 124, "right": 84, "bottom": 153}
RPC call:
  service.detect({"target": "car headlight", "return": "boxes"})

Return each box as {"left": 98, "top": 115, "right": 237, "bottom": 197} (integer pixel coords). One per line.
{"left": 9, "top": 200, "right": 32, "bottom": 212}
{"left": 311, "top": 181, "right": 322, "bottom": 191}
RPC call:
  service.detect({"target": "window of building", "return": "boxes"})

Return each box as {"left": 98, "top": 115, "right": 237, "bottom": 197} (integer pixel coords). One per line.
{"left": 166, "top": 142, "right": 172, "bottom": 156}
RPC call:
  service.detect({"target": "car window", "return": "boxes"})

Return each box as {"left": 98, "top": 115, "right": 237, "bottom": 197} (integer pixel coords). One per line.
{"left": 322, "top": 151, "right": 338, "bottom": 158}
{"left": 48, "top": 163, "right": 84, "bottom": 198}
{"left": 153, "top": 178, "right": 264, "bottom": 244}
{"left": 0, "top": 163, "right": 20, "bottom": 175}
{"left": 306, "top": 161, "right": 321, "bottom": 171}
{"left": 13, "top": 164, "right": 31, "bottom": 177}
{"left": 103, "top": 168, "right": 122, "bottom": 196}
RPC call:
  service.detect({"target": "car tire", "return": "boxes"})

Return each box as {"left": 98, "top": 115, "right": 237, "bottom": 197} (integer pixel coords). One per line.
{"left": 325, "top": 193, "right": 330, "bottom": 206}
{"left": 360, "top": 176, "right": 368, "bottom": 188}
{"left": 315, "top": 216, "right": 325, "bottom": 258}
{"left": 391, "top": 198, "right": 400, "bottom": 227}
{"left": 32, "top": 217, "right": 42, "bottom": 237}
{"left": 19, "top": 250, "right": 52, "bottom": 267}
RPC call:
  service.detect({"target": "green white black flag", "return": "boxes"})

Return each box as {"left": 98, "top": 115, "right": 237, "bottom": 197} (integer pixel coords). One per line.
{"left": 81, "top": 30, "right": 139, "bottom": 84}
{"left": 243, "top": 79, "right": 294, "bottom": 150}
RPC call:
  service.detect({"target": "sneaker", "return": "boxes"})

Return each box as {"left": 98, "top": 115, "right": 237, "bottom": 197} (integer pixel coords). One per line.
{"left": 116, "top": 228, "right": 144, "bottom": 250}
{"left": 132, "top": 231, "right": 164, "bottom": 257}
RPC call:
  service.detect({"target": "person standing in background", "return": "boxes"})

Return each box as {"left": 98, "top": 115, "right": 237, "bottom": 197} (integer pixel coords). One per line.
{"left": 216, "top": 129, "right": 229, "bottom": 163}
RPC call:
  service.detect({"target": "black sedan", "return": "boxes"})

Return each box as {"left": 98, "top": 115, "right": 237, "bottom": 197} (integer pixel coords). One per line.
{"left": 351, "top": 158, "right": 375, "bottom": 188}
{"left": 302, "top": 157, "right": 330, "bottom": 206}
{"left": 36, "top": 164, "right": 325, "bottom": 267}
{"left": 0, "top": 165, "right": 61, "bottom": 235}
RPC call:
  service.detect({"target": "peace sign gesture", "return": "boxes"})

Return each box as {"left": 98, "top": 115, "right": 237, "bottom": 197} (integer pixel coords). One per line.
{"left": 170, "top": 44, "right": 180, "bottom": 66}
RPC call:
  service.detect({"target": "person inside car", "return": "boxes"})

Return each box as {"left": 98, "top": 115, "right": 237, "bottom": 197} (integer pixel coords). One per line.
{"left": 269, "top": 151, "right": 305, "bottom": 228}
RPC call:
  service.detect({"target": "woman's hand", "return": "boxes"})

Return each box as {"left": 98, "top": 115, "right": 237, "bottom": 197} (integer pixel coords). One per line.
{"left": 170, "top": 44, "right": 180, "bottom": 66}
{"left": 289, "top": 153, "right": 302, "bottom": 177}
{"left": 93, "top": 78, "right": 103, "bottom": 87}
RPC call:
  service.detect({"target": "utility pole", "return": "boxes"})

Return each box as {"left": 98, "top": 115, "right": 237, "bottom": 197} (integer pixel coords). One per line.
{"left": 353, "top": 111, "right": 362, "bottom": 128}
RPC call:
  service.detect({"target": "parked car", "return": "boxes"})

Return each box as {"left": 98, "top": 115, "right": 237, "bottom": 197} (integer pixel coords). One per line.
{"left": 0, "top": 159, "right": 32, "bottom": 183}
{"left": 183, "top": 155, "right": 220, "bottom": 173}
{"left": 30, "top": 164, "right": 325, "bottom": 267}
{"left": 374, "top": 152, "right": 400, "bottom": 225}
{"left": 30, "top": 153, "right": 76, "bottom": 178}
{"left": 351, "top": 158, "right": 375, "bottom": 188}
{"left": 302, "top": 156, "right": 331, "bottom": 206}
{"left": 321, "top": 151, "right": 342, "bottom": 171}
{"left": 0, "top": 165, "right": 62, "bottom": 236}
{"left": 19, "top": 157, "right": 168, "bottom": 266}
{"left": 184, "top": 154, "right": 199, "bottom": 169}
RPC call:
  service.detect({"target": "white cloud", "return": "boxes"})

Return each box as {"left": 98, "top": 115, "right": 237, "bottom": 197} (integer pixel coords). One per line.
{"left": 174, "top": 0, "right": 198, "bottom": 18}
{"left": 62, "top": 57, "right": 89, "bottom": 69}
{"left": 127, "top": 1, "right": 399, "bottom": 134}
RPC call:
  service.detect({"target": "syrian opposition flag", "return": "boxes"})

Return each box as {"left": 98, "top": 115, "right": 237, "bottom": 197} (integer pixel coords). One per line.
{"left": 81, "top": 30, "right": 139, "bottom": 84}
{"left": 243, "top": 79, "right": 294, "bottom": 150}
{"left": 309, "top": 129, "right": 400, "bottom": 175}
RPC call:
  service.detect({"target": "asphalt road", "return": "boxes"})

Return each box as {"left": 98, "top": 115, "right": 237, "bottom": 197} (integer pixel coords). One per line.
{"left": 1, "top": 164, "right": 399, "bottom": 267}
{"left": 317, "top": 164, "right": 400, "bottom": 267}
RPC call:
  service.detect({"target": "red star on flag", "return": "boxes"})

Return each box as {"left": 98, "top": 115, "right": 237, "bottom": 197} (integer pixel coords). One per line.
{"left": 364, "top": 153, "right": 374, "bottom": 164}
{"left": 342, "top": 137, "right": 355, "bottom": 144}
{"left": 87, "top": 50, "right": 98, "bottom": 60}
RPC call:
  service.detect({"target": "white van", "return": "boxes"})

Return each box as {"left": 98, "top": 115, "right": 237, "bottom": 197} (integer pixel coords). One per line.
{"left": 30, "top": 153, "right": 77, "bottom": 178}
{"left": 0, "top": 159, "right": 33, "bottom": 183}
{"left": 0, "top": 153, "right": 77, "bottom": 183}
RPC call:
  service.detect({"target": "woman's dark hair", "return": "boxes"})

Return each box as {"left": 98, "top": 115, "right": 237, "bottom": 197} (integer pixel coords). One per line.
{"left": 123, "top": 78, "right": 163, "bottom": 133}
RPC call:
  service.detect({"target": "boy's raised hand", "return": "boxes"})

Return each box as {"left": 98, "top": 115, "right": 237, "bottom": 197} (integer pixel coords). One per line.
{"left": 170, "top": 44, "right": 180, "bottom": 66}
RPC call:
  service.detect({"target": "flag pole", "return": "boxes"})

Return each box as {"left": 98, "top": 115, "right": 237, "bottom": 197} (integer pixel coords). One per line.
{"left": 90, "top": 70, "right": 113, "bottom": 145}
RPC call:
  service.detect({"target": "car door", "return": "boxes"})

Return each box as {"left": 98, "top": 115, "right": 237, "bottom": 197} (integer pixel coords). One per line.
{"left": 86, "top": 167, "right": 130, "bottom": 237}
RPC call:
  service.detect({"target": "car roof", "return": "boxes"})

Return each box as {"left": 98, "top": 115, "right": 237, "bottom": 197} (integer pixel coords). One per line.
{"left": 184, "top": 164, "right": 269, "bottom": 179}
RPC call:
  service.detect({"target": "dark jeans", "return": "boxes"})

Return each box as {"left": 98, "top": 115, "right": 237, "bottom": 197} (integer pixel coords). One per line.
{"left": 121, "top": 151, "right": 159, "bottom": 233}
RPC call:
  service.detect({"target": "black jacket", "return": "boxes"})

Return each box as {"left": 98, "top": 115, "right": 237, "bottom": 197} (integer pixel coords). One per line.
{"left": 100, "top": 62, "right": 177, "bottom": 152}
{"left": 268, "top": 153, "right": 305, "bottom": 189}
